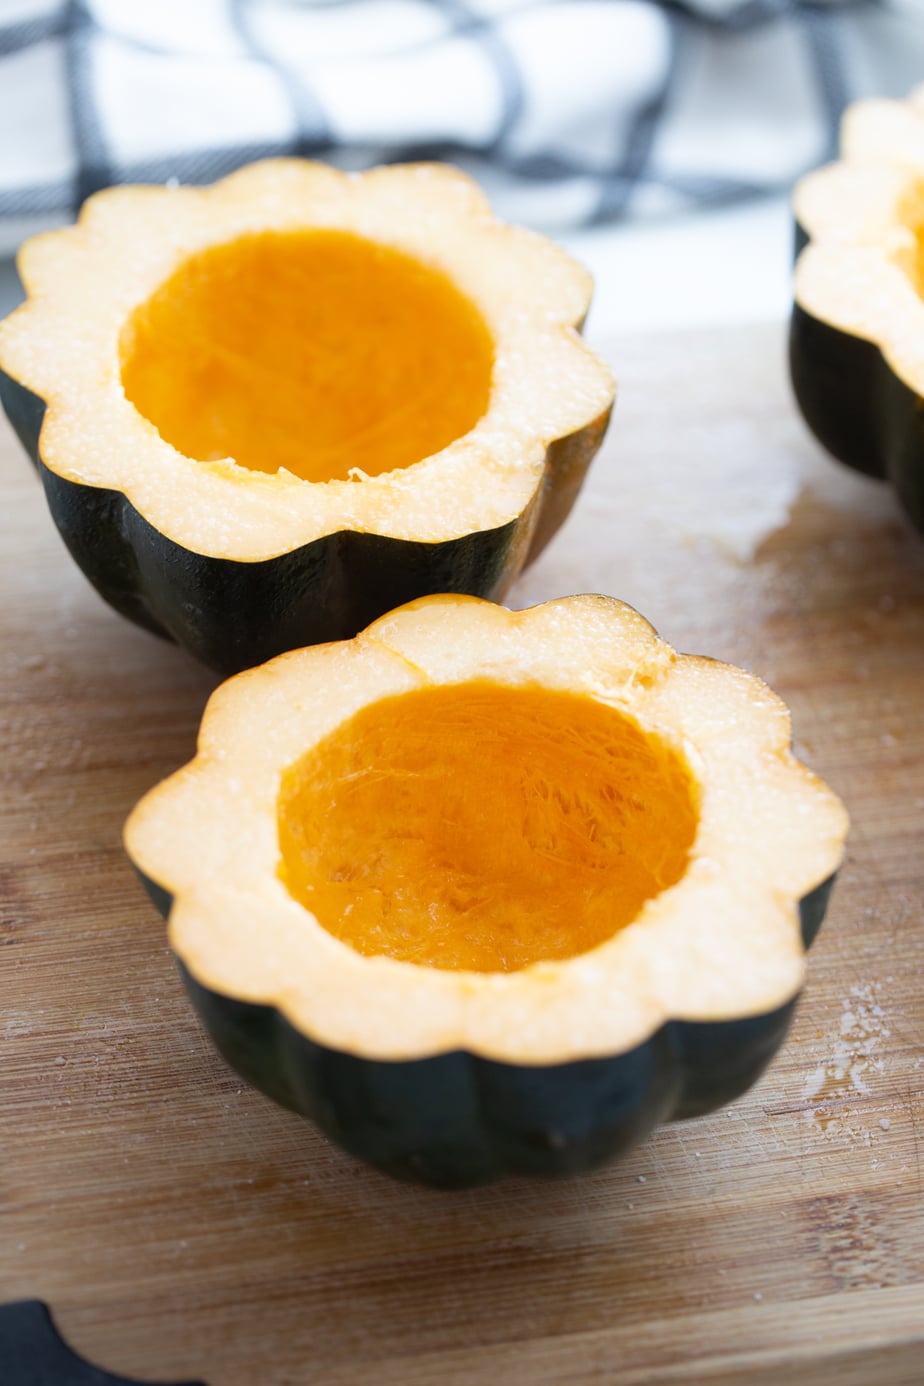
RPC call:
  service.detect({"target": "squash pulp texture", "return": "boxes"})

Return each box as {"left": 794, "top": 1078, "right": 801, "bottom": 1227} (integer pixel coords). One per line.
{"left": 120, "top": 230, "right": 495, "bottom": 483}
{"left": 278, "top": 681, "right": 698, "bottom": 973}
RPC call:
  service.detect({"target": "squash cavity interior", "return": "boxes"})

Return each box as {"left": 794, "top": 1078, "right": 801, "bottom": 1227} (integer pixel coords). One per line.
{"left": 907, "top": 189, "right": 924, "bottom": 299}
{"left": 277, "top": 680, "right": 699, "bottom": 974}
{"left": 889, "top": 181, "right": 924, "bottom": 299}
{"left": 119, "top": 229, "right": 495, "bottom": 484}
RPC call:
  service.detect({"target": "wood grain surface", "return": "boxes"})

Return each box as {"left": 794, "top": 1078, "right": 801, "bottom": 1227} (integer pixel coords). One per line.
{"left": 1, "top": 322, "right": 923, "bottom": 1386}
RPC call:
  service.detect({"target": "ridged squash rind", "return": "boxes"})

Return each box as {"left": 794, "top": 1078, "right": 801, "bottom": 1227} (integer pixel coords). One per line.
{"left": 790, "top": 91, "right": 924, "bottom": 530}
{"left": 134, "top": 874, "right": 831, "bottom": 1188}
{"left": 0, "top": 161, "right": 614, "bottom": 673}
{"left": 125, "top": 595, "right": 848, "bottom": 1187}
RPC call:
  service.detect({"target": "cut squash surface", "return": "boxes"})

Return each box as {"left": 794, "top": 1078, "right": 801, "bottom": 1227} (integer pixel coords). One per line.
{"left": 0, "top": 160, "right": 614, "bottom": 560}
{"left": 793, "top": 90, "right": 924, "bottom": 393}
{"left": 278, "top": 681, "right": 699, "bottom": 973}
{"left": 791, "top": 88, "right": 924, "bottom": 530}
{"left": 125, "top": 594, "right": 849, "bottom": 1065}
{"left": 125, "top": 595, "right": 849, "bottom": 1183}
{"left": 0, "top": 161, "right": 615, "bottom": 672}
{"left": 120, "top": 229, "right": 495, "bottom": 484}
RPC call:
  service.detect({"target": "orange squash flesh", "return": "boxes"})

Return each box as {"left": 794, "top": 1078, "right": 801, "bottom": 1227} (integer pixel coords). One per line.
{"left": 277, "top": 681, "right": 699, "bottom": 973}
{"left": 119, "top": 229, "right": 495, "bottom": 483}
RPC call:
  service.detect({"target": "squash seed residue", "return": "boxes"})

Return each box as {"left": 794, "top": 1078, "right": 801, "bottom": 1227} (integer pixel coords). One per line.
{"left": 801, "top": 982, "right": 892, "bottom": 1143}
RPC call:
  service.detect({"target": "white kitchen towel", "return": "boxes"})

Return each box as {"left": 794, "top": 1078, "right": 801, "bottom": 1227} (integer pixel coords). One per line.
{"left": 1, "top": 0, "right": 923, "bottom": 251}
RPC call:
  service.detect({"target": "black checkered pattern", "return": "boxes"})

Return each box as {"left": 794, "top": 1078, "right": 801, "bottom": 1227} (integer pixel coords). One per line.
{"left": 0, "top": 0, "right": 918, "bottom": 245}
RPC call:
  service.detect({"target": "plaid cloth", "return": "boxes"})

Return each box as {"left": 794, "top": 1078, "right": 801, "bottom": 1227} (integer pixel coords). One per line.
{"left": 1, "top": 0, "right": 922, "bottom": 252}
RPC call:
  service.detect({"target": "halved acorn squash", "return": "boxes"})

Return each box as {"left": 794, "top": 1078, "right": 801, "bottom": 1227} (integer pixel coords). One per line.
{"left": 124, "top": 594, "right": 849, "bottom": 1188}
{"left": 791, "top": 89, "right": 924, "bottom": 530}
{"left": 0, "top": 162, "right": 614, "bottom": 674}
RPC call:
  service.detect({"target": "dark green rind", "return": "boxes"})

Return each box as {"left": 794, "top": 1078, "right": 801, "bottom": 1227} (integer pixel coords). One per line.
{"left": 789, "top": 302, "right": 889, "bottom": 481}
{"left": 789, "top": 225, "right": 924, "bottom": 531}
{"left": 0, "top": 367, "right": 527, "bottom": 675}
{"left": 138, "top": 869, "right": 836, "bottom": 1188}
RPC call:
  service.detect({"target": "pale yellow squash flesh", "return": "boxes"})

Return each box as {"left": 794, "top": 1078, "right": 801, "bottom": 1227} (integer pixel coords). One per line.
{"left": 0, "top": 161, "right": 616, "bottom": 561}
{"left": 793, "top": 89, "right": 924, "bottom": 395}
{"left": 124, "top": 596, "right": 850, "bottom": 1064}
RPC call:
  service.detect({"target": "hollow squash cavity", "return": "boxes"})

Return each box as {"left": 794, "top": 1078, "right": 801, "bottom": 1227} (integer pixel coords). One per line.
{"left": 119, "top": 229, "right": 495, "bottom": 483}
{"left": 893, "top": 181, "right": 924, "bottom": 299}
{"left": 912, "top": 200, "right": 924, "bottom": 300}
{"left": 277, "top": 681, "right": 699, "bottom": 974}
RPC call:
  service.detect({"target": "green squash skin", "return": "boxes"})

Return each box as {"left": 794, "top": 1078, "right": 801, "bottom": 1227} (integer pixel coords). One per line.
{"left": 139, "top": 871, "right": 835, "bottom": 1188}
{"left": 789, "top": 222, "right": 924, "bottom": 530}
{"left": 0, "top": 367, "right": 561, "bottom": 676}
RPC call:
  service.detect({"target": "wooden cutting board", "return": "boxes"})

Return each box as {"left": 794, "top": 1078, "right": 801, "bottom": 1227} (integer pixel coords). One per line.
{"left": 1, "top": 322, "right": 922, "bottom": 1386}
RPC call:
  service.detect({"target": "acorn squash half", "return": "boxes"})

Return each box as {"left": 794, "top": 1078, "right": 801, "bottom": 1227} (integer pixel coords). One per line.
{"left": 124, "top": 594, "right": 848, "bottom": 1188}
{"left": 791, "top": 89, "right": 924, "bottom": 530}
{"left": 0, "top": 162, "right": 614, "bottom": 674}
